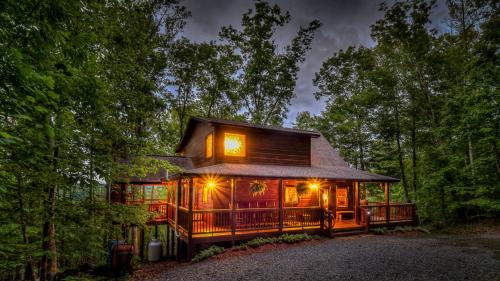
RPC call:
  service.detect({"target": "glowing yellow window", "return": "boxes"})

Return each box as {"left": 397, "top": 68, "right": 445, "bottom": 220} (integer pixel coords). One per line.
{"left": 285, "top": 187, "right": 298, "bottom": 203}
{"left": 205, "top": 133, "right": 213, "bottom": 158}
{"left": 224, "top": 133, "right": 246, "bottom": 157}
{"left": 202, "top": 187, "right": 209, "bottom": 203}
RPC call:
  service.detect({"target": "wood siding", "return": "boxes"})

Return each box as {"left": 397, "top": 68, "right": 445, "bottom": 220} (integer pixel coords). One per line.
{"left": 180, "top": 122, "right": 215, "bottom": 168}
{"left": 213, "top": 125, "right": 311, "bottom": 167}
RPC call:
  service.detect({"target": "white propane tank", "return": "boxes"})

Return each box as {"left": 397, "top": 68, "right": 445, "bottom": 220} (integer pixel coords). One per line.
{"left": 147, "top": 238, "right": 162, "bottom": 262}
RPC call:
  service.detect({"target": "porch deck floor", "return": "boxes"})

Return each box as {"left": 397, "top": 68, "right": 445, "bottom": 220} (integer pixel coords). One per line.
{"left": 188, "top": 219, "right": 364, "bottom": 238}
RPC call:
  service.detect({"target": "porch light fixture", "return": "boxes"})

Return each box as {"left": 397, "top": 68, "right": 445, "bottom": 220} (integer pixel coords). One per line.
{"left": 224, "top": 133, "right": 246, "bottom": 157}
{"left": 205, "top": 180, "right": 217, "bottom": 190}
{"left": 309, "top": 182, "right": 319, "bottom": 190}
{"left": 202, "top": 175, "right": 222, "bottom": 190}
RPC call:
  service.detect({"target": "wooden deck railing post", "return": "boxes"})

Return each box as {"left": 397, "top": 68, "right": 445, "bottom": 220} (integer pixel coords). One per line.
{"left": 354, "top": 181, "right": 359, "bottom": 224}
{"left": 327, "top": 210, "right": 333, "bottom": 237}
{"left": 187, "top": 178, "right": 194, "bottom": 260}
{"left": 320, "top": 209, "right": 325, "bottom": 232}
{"left": 175, "top": 179, "right": 181, "bottom": 261}
{"left": 166, "top": 221, "right": 170, "bottom": 258}
{"left": 230, "top": 178, "right": 236, "bottom": 246}
{"left": 278, "top": 179, "right": 283, "bottom": 234}
{"left": 384, "top": 182, "right": 390, "bottom": 225}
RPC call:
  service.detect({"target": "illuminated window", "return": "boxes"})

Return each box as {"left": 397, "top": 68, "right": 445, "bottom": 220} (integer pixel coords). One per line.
{"left": 336, "top": 187, "right": 348, "bottom": 208}
{"left": 202, "top": 187, "right": 209, "bottom": 203}
{"left": 224, "top": 133, "right": 246, "bottom": 157}
{"left": 284, "top": 186, "right": 298, "bottom": 203}
{"left": 205, "top": 133, "right": 213, "bottom": 158}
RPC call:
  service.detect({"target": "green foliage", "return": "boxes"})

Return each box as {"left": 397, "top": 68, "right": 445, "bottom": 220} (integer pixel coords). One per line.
{"left": 192, "top": 234, "right": 319, "bottom": 262}
{"left": 371, "top": 226, "right": 430, "bottom": 235}
{"left": 0, "top": 0, "right": 188, "bottom": 278}
{"left": 191, "top": 246, "right": 225, "bottom": 263}
{"left": 245, "top": 237, "right": 277, "bottom": 248}
{"left": 236, "top": 233, "right": 319, "bottom": 249}
{"left": 297, "top": 0, "right": 500, "bottom": 226}
{"left": 220, "top": 0, "right": 321, "bottom": 125}
{"left": 370, "top": 227, "right": 388, "bottom": 235}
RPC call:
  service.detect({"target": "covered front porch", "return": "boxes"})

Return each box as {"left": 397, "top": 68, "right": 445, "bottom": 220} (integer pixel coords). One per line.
{"left": 159, "top": 177, "right": 416, "bottom": 241}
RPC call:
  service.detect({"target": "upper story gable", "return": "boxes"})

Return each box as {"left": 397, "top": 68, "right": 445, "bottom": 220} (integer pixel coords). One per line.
{"left": 175, "top": 117, "right": 321, "bottom": 168}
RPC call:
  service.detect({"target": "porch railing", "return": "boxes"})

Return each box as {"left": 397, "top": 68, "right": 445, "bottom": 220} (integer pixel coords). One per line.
{"left": 192, "top": 209, "right": 231, "bottom": 235}
{"left": 283, "top": 207, "right": 322, "bottom": 229}
{"left": 148, "top": 203, "right": 167, "bottom": 220}
{"left": 186, "top": 207, "right": 322, "bottom": 236}
{"left": 360, "top": 203, "right": 416, "bottom": 225}
{"left": 235, "top": 208, "right": 280, "bottom": 231}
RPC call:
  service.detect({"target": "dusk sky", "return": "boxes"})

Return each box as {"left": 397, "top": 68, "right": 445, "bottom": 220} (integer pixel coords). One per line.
{"left": 180, "top": 0, "right": 449, "bottom": 125}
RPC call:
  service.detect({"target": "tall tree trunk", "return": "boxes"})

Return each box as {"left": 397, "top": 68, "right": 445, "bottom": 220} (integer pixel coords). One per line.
{"left": 493, "top": 121, "right": 500, "bottom": 180}
{"left": 411, "top": 103, "right": 417, "bottom": 203}
{"left": 17, "top": 178, "right": 37, "bottom": 281}
{"left": 394, "top": 105, "right": 411, "bottom": 203}
{"left": 40, "top": 115, "right": 58, "bottom": 281}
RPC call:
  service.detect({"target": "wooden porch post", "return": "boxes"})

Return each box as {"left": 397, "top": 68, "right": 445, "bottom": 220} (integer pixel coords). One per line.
{"left": 187, "top": 178, "right": 194, "bottom": 260}
{"left": 175, "top": 179, "right": 181, "bottom": 261}
{"left": 278, "top": 179, "right": 283, "bottom": 234}
{"left": 354, "top": 181, "right": 359, "bottom": 224}
{"left": 170, "top": 227, "right": 175, "bottom": 258}
{"left": 230, "top": 178, "right": 236, "bottom": 246}
{"left": 384, "top": 182, "right": 390, "bottom": 225}
{"left": 166, "top": 224, "right": 170, "bottom": 258}
{"left": 327, "top": 185, "right": 334, "bottom": 237}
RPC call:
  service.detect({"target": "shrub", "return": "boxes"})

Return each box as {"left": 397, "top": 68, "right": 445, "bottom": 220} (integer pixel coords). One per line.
{"left": 191, "top": 246, "right": 225, "bottom": 263}
{"left": 278, "top": 233, "right": 315, "bottom": 244}
{"left": 193, "top": 233, "right": 320, "bottom": 262}
{"left": 370, "top": 227, "right": 387, "bottom": 234}
{"left": 414, "top": 226, "right": 431, "bottom": 234}
{"left": 246, "top": 237, "right": 278, "bottom": 248}
{"left": 232, "top": 244, "right": 248, "bottom": 251}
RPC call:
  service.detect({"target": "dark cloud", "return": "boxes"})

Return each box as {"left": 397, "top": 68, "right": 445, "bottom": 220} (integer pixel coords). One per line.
{"left": 181, "top": 0, "right": 448, "bottom": 125}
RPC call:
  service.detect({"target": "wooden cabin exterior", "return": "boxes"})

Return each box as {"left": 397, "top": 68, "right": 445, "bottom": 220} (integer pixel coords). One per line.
{"left": 114, "top": 117, "right": 416, "bottom": 259}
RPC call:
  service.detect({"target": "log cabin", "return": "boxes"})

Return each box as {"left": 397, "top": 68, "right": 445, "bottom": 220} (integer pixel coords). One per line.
{"left": 113, "top": 116, "right": 416, "bottom": 259}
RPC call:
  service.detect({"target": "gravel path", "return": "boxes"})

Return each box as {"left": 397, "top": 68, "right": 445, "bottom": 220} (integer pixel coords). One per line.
{"left": 154, "top": 233, "right": 500, "bottom": 281}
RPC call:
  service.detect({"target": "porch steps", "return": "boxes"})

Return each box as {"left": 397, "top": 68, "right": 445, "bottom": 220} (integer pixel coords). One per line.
{"left": 330, "top": 229, "right": 367, "bottom": 237}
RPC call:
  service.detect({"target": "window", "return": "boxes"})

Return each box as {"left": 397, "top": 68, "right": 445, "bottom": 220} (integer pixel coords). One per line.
{"left": 284, "top": 186, "right": 298, "bottom": 203}
{"left": 202, "top": 187, "right": 209, "bottom": 203}
{"left": 224, "top": 133, "right": 246, "bottom": 157}
{"left": 336, "top": 187, "right": 348, "bottom": 208}
{"left": 205, "top": 133, "right": 213, "bottom": 158}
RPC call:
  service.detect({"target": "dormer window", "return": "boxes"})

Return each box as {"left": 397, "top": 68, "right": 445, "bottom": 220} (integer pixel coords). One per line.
{"left": 224, "top": 133, "right": 246, "bottom": 157}
{"left": 205, "top": 133, "right": 213, "bottom": 159}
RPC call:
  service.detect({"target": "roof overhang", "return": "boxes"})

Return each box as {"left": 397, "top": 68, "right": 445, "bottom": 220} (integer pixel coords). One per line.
{"left": 169, "top": 163, "right": 399, "bottom": 182}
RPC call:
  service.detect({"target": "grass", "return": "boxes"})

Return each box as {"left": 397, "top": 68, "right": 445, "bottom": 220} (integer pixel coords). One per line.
{"left": 191, "top": 233, "right": 320, "bottom": 262}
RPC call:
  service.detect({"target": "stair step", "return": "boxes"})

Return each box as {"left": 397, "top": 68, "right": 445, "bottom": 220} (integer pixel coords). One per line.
{"left": 330, "top": 230, "right": 367, "bottom": 237}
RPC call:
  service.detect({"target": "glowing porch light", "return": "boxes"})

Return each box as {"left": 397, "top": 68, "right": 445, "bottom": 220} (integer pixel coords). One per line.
{"left": 205, "top": 180, "right": 217, "bottom": 190}
{"left": 201, "top": 175, "right": 222, "bottom": 190}
{"left": 309, "top": 182, "right": 319, "bottom": 190}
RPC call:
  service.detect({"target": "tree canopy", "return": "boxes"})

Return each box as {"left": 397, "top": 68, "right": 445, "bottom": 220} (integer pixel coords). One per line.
{"left": 297, "top": 0, "right": 499, "bottom": 225}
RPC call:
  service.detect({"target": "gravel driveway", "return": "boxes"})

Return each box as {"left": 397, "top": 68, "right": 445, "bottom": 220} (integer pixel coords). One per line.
{"left": 154, "top": 233, "right": 500, "bottom": 281}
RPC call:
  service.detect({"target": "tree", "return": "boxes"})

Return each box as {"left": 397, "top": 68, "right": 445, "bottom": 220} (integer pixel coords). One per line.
{"left": 313, "top": 47, "right": 377, "bottom": 170}
{"left": 301, "top": 0, "right": 499, "bottom": 224}
{"left": 0, "top": 0, "right": 187, "bottom": 279}
{"left": 164, "top": 39, "right": 241, "bottom": 139}
{"left": 220, "top": 0, "right": 321, "bottom": 125}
